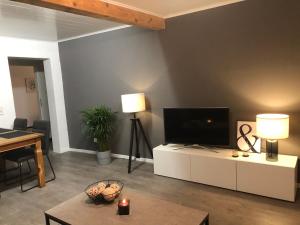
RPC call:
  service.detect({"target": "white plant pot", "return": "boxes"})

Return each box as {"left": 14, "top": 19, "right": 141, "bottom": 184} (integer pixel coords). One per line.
{"left": 96, "top": 150, "right": 111, "bottom": 165}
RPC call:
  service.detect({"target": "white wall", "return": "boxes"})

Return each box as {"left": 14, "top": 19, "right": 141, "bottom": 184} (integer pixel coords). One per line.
{"left": 0, "top": 36, "right": 69, "bottom": 153}
{"left": 10, "top": 65, "right": 41, "bottom": 126}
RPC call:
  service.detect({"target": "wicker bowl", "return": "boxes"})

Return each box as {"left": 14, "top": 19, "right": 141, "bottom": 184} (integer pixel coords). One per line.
{"left": 85, "top": 180, "right": 124, "bottom": 203}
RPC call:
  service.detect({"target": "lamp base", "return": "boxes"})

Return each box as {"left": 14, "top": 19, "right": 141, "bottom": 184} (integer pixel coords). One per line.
{"left": 266, "top": 140, "right": 278, "bottom": 162}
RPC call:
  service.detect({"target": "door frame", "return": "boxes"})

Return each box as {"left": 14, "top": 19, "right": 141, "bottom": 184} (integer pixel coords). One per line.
{"left": 7, "top": 57, "right": 68, "bottom": 153}
{"left": 0, "top": 37, "right": 69, "bottom": 153}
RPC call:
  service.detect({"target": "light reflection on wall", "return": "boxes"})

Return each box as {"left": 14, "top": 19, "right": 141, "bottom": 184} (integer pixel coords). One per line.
{"left": 224, "top": 68, "right": 300, "bottom": 110}
{"left": 118, "top": 33, "right": 169, "bottom": 93}
{"left": 120, "top": 72, "right": 161, "bottom": 92}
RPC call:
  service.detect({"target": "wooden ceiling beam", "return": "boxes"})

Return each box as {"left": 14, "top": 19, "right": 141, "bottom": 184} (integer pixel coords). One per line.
{"left": 11, "top": 0, "right": 165, "bottom": 30}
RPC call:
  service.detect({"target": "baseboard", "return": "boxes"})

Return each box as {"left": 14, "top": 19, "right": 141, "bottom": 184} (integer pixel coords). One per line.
{"left": 68, "top": 148, "right": 96, "bottom": 155}
{"left": 58, "top": 147, "right": 73, "bottom": 154}
{"left": 68, "top": 148, "right": 153, "bottom": 164}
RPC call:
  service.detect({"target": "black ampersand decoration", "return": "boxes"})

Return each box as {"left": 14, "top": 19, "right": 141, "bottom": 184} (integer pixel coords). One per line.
{"left": 237, "top": 124, "right": 259, "bottom": 153}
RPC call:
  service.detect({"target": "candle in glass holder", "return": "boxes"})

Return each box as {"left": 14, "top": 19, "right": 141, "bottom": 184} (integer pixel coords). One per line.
{"left": 232, "top": 150, "right": 239, "bottom": 158}
{"left": 118, "top": 199, "right": 130, "bottom": 215}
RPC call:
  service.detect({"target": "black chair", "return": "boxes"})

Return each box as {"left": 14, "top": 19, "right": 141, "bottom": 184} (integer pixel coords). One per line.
{"left": 1, "top": 118, "right": 28, "bottom": 184}
{"left": 3, "top": 120, "right": 56, "bottom": 192}
{"left": 13, "top": 118, "right": 28, "bottom": 131}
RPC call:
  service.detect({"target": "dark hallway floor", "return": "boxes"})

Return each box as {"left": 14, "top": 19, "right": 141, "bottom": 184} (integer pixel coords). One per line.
{"left": 0, "top": 151, "right": 299, "bottom": 225}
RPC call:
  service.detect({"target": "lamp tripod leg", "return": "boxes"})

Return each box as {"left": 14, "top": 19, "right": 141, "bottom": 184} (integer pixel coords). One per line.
{"left": 128, "top": 120, "right": 135, "bottom": 173}
{"left": 134, "top": 120, "right": 140, "bottom": 158}
{"left": 137, "top": 119, "right": 153, "bottom": 158}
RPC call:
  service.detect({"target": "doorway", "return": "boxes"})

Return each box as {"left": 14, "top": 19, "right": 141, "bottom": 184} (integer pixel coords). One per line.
{"left": 8, "top": 58, "right": 51, "bottom": 135}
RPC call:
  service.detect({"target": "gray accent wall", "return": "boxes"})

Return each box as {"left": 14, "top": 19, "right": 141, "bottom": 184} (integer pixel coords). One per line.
{"left": 59, "top": 0, "right": 300, "bottom": 179}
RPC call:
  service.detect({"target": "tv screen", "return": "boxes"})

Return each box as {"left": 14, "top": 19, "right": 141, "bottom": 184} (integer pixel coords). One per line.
{"left": 163, "top": 108, "right": 229, "bottom": 146}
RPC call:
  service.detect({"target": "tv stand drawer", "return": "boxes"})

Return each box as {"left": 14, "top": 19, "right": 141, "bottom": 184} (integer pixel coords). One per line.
{"left": 237, "top": 161, "right": 297, "bottom": 201}
{"left": 153, "top": 148, "right": 190, "bottom": 181}
{"left": 191, "top": 155, "right": 236, "bottom": 190}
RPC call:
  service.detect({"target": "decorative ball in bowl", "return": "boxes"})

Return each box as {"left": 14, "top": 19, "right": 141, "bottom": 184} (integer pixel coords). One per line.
{"left": 85, "top": 180, "right": 124, "bottom": 203}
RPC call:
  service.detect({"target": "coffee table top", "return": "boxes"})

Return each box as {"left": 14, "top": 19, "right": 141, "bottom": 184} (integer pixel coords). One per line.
{"left": 45, "top": 188, "right": 208, "bottom": 225}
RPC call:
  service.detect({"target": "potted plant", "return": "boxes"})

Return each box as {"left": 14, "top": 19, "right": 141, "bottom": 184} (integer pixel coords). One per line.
{"left": 81, "top": 106, "right": 117, "bottom": 165}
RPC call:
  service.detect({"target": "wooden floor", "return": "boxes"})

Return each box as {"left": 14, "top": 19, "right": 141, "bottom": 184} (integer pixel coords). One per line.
{"left": 0, "top": 151, "right": 299, "bottom": 225}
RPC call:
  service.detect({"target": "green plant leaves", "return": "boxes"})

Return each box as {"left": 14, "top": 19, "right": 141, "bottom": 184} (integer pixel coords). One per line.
{"left": 81, "top": 105, "right": 117, "bottom": 152}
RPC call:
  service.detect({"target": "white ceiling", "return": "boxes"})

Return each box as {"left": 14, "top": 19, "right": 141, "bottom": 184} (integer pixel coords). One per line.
{"left": 0, "top": 0, "right": 124, "bottom": 41}
{"left": 0, "top": 0, "right": 243, "bottom": 42}
{"left": 108, "top": 0, "right": 243, "bottom": 18}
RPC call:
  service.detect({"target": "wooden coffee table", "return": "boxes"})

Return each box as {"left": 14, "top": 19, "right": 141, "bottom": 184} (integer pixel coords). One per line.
{"left": 45, "top": 189, "right": 209, "bottom": 225}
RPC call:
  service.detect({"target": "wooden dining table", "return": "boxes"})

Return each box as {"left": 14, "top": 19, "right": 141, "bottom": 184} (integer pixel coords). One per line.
{"left": 0, "top": 128, "right": 46, "bottom": 187}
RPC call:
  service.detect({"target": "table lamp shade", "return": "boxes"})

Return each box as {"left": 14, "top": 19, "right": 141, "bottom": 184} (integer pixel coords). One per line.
{"left": 256, "top": 114, "right": 289, "bottom": 140}
{"left": 121, "top": 93, "right": 146, "bottom": 113}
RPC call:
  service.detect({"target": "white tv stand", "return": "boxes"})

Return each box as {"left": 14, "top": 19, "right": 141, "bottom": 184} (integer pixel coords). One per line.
{"left": 153, "top": 144, "right": 298, "bottom": 202}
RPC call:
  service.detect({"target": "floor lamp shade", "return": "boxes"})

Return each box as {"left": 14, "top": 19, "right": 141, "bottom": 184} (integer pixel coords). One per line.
{"left": 256, "top": 114, "right": 289, "bottom": 161}
{"left": 121, "top": 93, "right": 146, "bottom": 113}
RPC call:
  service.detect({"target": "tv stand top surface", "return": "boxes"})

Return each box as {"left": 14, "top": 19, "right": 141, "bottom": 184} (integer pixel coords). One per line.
{"left": 154, "top": 144, "right": 298, "bottom": 168}
{"left": 164, "top": 144, "right": 224, "bottom": 153}
{"left": 161, "top": 143, "right": 231, "bottom": 151}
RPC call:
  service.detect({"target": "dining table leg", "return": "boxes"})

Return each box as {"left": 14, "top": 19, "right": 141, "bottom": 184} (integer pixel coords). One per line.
{"left": 34, "top": 138, "right": 46, "bottom": 187}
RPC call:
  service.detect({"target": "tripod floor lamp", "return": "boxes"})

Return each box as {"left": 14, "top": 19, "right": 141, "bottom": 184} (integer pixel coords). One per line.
{"left": 121, "top": 93, "right": 153, "bottom": 173}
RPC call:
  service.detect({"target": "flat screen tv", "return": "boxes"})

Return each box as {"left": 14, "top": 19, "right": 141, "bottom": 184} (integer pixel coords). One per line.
{"left": 163, "top": 108, "right": 229, "bottom": 146}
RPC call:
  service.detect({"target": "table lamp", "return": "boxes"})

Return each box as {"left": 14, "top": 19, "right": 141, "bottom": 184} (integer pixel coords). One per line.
{"left": 121, "top": 93, "right": 153, "bottom": 173}
{"left": 256, "top": 114, "right": 289, "bottom": 161}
